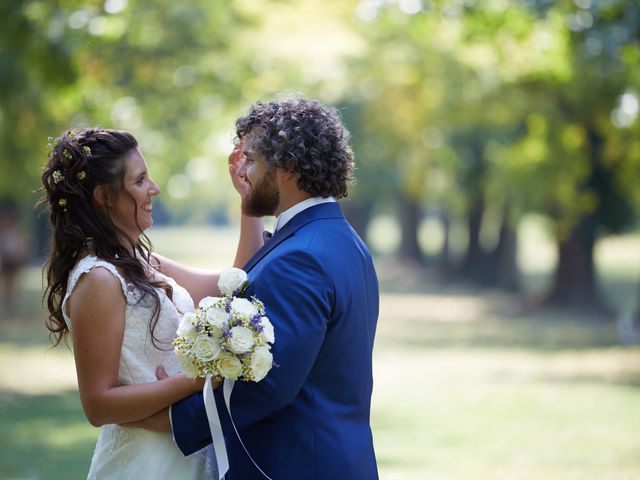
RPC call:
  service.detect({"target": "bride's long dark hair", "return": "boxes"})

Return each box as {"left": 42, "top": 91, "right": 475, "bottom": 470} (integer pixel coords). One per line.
{"left": 40, "top": 128, "right": 172, "bottom": 347}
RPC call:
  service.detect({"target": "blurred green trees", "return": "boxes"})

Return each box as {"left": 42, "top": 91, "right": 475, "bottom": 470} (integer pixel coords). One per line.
{"left": 342, "top": 0, "right": 639, "bottom": 309}
{"left": 1, "top": 0, "right": 638, "bottom": 309}
{"left": 1, "top": 0, "right": 258, "bottom": 210}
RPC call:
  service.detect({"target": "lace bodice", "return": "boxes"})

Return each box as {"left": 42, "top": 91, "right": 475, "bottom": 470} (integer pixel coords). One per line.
{"left": 62, "top": 255, "right": 194, "bottom": 383}
{"left": 62, "top": 256, "right": 215, "bottom": 479}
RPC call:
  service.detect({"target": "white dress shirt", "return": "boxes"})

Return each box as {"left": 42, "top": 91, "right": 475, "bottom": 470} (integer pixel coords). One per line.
{"left": 273, "top": 197, "right": 336, "bottom": 233}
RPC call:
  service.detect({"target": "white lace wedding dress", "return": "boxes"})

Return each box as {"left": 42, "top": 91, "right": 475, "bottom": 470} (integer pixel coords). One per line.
{"left": 62, "top": 256, "right": 216, "bottom": 479}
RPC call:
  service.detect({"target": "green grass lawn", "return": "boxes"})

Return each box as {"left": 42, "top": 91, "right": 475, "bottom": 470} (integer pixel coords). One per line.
{"left": 1, "top": 224, "right": 639, "bottom": 479}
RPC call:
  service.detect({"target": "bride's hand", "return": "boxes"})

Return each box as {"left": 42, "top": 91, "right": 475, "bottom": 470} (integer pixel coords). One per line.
{"left": 123, "top": 408, "right": 171, "bottom": 433}
{"left": 229, "top": 140, "right": 250, "bottom": 199}
{"left": 188, "top": 375, "right": 206, "bottom": 392}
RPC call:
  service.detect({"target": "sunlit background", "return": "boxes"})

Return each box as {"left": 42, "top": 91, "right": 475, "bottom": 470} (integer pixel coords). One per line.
{"left": 1, "top": 0, "right": 640, "bottom": 478}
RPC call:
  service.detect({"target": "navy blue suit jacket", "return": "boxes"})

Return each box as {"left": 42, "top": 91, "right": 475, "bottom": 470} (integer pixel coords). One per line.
{"left": 172, "top": 202, "right": 379, "bottom": 479}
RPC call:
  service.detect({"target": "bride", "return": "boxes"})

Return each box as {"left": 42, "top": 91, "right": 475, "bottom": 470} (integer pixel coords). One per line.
{"left": 40, "top": 128, "right": 262, "bottom": 479}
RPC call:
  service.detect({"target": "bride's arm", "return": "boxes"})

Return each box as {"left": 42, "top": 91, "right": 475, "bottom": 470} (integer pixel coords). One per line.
{"left": 69, "top": 267, "right": 204, "bottom": 427}
{"left": 152, "top": 255, "right": 221, "bottom": 305}
{"left": 152, "top": 141, "right": 264, "bottom": 303}
{"left": 152, "top": 213, "right": 263, "bottom": 303}
{"left": 233, "top": 213, "right": 265, "bottom": 267}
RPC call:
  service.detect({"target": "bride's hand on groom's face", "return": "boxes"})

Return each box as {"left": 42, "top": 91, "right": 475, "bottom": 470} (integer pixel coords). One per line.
{"left": 229, "top": 140, "right": 250, "bottom": 199}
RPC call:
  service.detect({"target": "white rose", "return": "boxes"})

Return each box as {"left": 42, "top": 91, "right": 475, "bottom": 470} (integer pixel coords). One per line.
{"left": 258, "top": 316, "right": 275, "bottom": 344}
{"left": 230, "top": 298, "right": 258, "bottom": 321}
{"left": 204, "top": 308, "right": 228, "bottom": 336}
{"left": 216, "top": 352, "right": 243, "bottom": 380}
{"left": 218, "top": 268, "right": 248, "bottom": 296}
{"left": 176, "top": 312, "right": 197, "bottom": 338}
{"left": 193, "top": 334, "right": 222, "bottom": 362}
{"left": 176, "top": 348, "right": 199, "bottom": 379}
{"left": 199, "top": 296, "right": 224, "bottom": 310}
{"left": 227, "top": 326, "right": 255, "bottom": 354}
{"left": 248, "top": 346, "right": 273, "bottom": 382}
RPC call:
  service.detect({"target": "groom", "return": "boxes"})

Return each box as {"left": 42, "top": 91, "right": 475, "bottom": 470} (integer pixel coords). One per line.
{"left": 173, "top": 97, "right": 379, "bottom": 479}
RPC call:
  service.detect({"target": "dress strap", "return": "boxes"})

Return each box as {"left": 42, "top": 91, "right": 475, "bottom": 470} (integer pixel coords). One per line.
{"left": 62, "top": 256, "right": 131, "bottom": 328}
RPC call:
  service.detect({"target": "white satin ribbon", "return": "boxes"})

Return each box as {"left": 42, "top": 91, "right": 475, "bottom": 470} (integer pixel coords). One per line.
{"left": 221, "top": 378, "right": 273, "bottom": 480}
{"left": 203, "top": 375, "right": 229, "bottom": 480}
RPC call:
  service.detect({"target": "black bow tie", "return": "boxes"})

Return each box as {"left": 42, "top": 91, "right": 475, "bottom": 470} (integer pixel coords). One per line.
{"left": 262, "top": 230, "right": 273, "bottom": 243}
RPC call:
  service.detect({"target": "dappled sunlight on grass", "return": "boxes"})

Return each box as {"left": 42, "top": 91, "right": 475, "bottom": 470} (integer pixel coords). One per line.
{"left": 0, "top": 391, "right": 96, "bottom": 479}
{"left": 373, "top": 345, "right": 640, "bottom": 479}
{"left": 372, "top": 247, "right": 640, "bottom": 479}
{"left": 374, "top": 348, "right": 640, "bottom": 388}
{"left": 12, "top": 416, "right": 95, "bottom": 448}
{"left": 376, "top": 290, "right": 622, "bottom": 351}
{"left": 380, "top": 292, "right": 489, "bottom": 323}
{"left": 0, "top": 343, "right": 76, "bottom": 394}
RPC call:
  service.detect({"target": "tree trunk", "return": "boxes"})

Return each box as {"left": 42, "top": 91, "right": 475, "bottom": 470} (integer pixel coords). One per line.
{"left": 544, "top": 123, "right": 619, "bottom": 313}
{"left": 546, "top": 215, "right": 605, "bottom": 310}
{"left": 461, "top": 200, "right": 487, "bottom": 281}
{"left": 491, "top": 214, "right": 520, "bottom": 291}
{"left": 397, "top": 193, "right": 423, "bottom": 264}
{"left": 342, "top": 200, "right": 373, "bottom": 243}
{"left": 637, "top": 270, "right": 640, "bottom": 315}
{"left": 439, "top": 209, "right": 453, "bottom": 273}
{"left": 32, "top": 207, "right": 50, "bottom": 261}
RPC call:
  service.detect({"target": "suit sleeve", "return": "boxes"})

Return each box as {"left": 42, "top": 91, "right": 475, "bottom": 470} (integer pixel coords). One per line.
{"left": 170, "top": 393, "right": 211, "bottom": 456}
{"left": 218, "top": 249, "right": 333, "bottom": 429}
{"left": 170, "top": 249, "right": 333, "bottom": 455}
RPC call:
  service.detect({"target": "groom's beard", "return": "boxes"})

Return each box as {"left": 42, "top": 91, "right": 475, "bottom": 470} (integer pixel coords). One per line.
{"left": 242, "top": 167, "right": 280, "bottom": 217}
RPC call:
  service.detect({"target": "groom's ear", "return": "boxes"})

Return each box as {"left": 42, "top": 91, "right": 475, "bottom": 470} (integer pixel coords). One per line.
{"left": 277, "top": 168, "right": 299, "bottom": 186}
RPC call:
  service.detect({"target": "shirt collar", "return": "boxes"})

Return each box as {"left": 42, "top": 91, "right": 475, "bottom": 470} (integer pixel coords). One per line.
{"left": 273, "top": 197, "right": 336, "bottom": 232}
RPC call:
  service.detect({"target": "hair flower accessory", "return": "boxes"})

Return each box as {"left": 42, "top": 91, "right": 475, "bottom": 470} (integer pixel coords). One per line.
{"left": 58, "top": 198, "right": 68, "bottom": 211}
{"left": 83, "top": 146, "right": 92, "bottom": 157}
{"left": 77, "top": 171, "right": 87, "bottom": 181}
{"left": 63, "top": 149, "right": 73, "bottom": 160}
{"left": 52, "top": 170, "right": 64, "bottom": 184}
{"left": 47, "top": 136, "right": 59, "bottom": 149}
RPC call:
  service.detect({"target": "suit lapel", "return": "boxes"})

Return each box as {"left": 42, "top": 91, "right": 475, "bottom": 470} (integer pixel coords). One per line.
{"left": 243, "top": 202, "right": 344, "bottom": 273}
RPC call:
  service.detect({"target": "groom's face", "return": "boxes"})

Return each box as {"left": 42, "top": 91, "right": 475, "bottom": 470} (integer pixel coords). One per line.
{"left": 239, "top": 133, "right": 280, "bottom": 217}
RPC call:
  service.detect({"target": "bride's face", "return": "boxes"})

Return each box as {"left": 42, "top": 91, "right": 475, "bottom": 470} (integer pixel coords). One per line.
{"left": 109, "top": 149, "right": 160, "bottom": 241}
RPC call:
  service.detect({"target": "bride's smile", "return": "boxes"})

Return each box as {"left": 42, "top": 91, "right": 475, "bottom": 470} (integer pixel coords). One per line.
{"left": 108, "top": 149, "right": 160, "bottom": 242}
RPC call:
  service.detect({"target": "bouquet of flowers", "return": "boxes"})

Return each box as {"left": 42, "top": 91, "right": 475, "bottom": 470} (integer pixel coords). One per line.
{"left": 173, "top": 268, "right": 275, "bottom": 382}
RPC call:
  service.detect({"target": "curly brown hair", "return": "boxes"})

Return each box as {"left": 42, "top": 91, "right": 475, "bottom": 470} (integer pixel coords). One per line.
{"left": 40, "top": 128, "right": 171, "bottom": 348}
{"left": 235, "top": 97, "right": 355, "bottom": 199}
